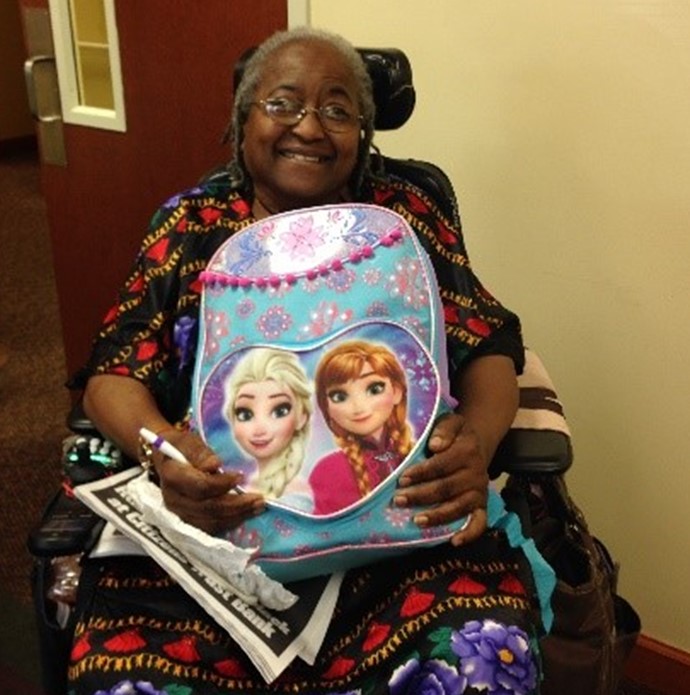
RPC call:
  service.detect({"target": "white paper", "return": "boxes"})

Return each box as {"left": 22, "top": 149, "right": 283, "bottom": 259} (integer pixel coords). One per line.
{"left": 74, "top": 467, "right": 342, "bottom": 682}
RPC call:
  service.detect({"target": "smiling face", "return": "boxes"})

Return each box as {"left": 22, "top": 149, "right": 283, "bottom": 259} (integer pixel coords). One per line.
{"left": 324, "top": 361, "right": 403, "bottom": 443}
{"left": 231, "top": 379, "right": 306, "bottom": 466}
{"left": 241, "top": 39, "right": 361, "bottom": 213}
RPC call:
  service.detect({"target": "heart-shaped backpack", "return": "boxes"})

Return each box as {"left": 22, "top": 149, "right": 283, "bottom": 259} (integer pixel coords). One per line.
{"left": 191, "top": 203, "right": 472, "bottom": 581}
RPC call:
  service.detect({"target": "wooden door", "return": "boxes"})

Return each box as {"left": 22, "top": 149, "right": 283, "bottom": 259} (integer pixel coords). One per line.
{"left": 19, "top": 0, "right": 287, "bottom": 379}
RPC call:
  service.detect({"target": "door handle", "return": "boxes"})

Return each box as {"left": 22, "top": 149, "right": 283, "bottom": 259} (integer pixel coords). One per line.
{"left": 24, "top": 54, "right": 62, "bottom": 123}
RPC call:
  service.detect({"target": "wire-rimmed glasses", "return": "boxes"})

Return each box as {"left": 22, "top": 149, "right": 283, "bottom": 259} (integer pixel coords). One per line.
{"left": 252, "top": 97, "right": 362, "bottom": 133}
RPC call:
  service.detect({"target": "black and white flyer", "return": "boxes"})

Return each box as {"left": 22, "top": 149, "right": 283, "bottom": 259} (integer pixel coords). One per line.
{"left": 74, "top": 467, "right": 342, "bottom": 683}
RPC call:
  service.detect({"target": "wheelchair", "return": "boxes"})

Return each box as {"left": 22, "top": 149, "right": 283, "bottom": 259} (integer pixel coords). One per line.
{"left": 28, "top": 46, "right": 617, "bottom": 695}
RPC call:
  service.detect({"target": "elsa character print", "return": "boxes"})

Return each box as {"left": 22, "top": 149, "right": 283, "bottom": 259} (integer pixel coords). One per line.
{"left": 224, "top": 347, "right": 313, "bottom": 506}
{"left": 309, "top": 340, "right": 413, "bottom": 515}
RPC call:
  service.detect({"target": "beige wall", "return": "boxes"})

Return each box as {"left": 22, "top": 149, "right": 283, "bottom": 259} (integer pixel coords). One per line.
{"left": 310, "top": 0, "right": 690, "bottom": 652}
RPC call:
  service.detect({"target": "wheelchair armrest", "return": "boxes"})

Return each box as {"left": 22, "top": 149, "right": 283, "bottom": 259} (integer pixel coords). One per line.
{"left": 27, "top": 489, "right": 105, "bottom": 558}
{"left": 489, "top": 428, "right": 573, "bottom": 478}
{"left": 488, "top": 348, "right": 573, "bottom": 478}
{"left": 27, "top": 399, "right": 125, "bottom": 559}
{"left": 66, "top": 398, "right": 97, "bottom": 434}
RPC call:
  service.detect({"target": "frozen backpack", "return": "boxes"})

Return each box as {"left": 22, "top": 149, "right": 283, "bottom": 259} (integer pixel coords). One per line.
{"left": 191, "top": 203, "right": 469, "bottom": 582}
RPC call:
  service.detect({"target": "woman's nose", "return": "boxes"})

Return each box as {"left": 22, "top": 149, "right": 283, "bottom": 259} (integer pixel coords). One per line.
{"left": 291, "top": 109, "right": 326, "bottom": 139}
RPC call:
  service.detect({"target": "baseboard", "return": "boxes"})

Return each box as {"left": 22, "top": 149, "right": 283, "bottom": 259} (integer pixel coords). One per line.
{"left": 625, "top": 633, "right": 690, "bottom": 695}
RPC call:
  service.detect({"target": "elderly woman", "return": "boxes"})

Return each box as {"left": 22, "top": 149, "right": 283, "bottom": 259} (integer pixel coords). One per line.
{"left": 69, "top": 26, "right": 549, "bottom": 695}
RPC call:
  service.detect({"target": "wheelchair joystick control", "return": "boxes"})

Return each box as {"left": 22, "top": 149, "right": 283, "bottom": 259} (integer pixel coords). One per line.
{"left": 27, "top": 434, "right": 125, "bottom": 560}
{"left": 62, "top": 435, "right": 123, "bottom": 486}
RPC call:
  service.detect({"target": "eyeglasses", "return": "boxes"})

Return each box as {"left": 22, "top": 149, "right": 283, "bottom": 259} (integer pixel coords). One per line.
{"left": 252, "top": 97, "right": 362, "bottom": 133}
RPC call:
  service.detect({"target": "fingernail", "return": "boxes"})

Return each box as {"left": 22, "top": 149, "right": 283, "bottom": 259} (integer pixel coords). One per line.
{"left": 428, "top": 435, "right": 443, "bottom": 449}
{"left": 398, "top": 476, "right": 411, "bottom": 487}
{"left": 414, "top": 514, "right": 429, "bottom": 527}
{"left": 394, "top": 495, "right": 408, "bottom": 507}
{"left": 252, "top": 500, "right": 266, "bottom": 515}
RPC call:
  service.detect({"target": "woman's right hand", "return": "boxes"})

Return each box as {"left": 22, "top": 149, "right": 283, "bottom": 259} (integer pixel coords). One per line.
{"left": 152, "top": 429, "right": 266, "bottom": 535}
{"left": 83, "top": 375, "right": 265, "bottom": 534}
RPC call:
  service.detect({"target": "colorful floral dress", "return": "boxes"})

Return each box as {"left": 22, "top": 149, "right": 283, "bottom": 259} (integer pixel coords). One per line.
{"left": 68, "top": 175, "right": 549, "bottom": 695}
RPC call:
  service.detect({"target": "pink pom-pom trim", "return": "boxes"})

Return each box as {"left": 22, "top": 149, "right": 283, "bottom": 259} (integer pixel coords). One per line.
{"left": 201, "top": 224, "right": 407, "bottom": 289}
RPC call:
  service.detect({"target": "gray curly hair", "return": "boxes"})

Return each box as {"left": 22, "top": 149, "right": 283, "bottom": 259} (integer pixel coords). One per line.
{"left": 225, "top": 27, "right": 377, "bottom": 196}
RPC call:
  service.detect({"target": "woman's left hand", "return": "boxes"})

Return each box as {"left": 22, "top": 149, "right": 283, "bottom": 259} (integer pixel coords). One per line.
{"left": 394, "top": 412, "right": 489, "bottom": 546}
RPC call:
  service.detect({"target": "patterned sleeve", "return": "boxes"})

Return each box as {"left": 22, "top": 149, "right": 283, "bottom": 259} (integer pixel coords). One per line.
{"left": 69, "top": 202, "right": 186, "bottom": 393}
{"left": 69, "top": 184, "right": 251, "bottom": 421}
{"left": 372, "top": 181, "right": 525, "bottom": 384}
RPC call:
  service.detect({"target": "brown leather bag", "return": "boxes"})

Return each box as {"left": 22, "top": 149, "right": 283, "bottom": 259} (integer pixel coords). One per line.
{"left": 503, "top": 475, "right": 640, "bottom": 695}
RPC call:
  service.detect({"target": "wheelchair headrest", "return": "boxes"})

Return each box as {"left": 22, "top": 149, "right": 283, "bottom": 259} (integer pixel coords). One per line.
{"left": 233, "top": 46, "right": 416, "bottom": 131}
